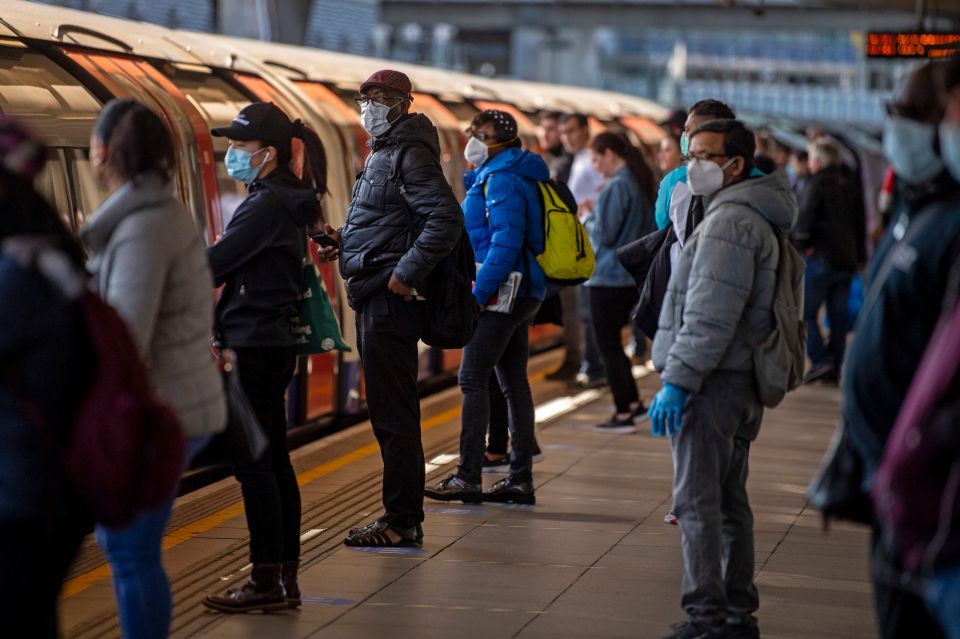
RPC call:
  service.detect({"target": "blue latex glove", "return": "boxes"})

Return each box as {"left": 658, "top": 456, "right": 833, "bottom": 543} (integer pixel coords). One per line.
{"left": 648, "top": 382, "right": 690, "bottom": 438}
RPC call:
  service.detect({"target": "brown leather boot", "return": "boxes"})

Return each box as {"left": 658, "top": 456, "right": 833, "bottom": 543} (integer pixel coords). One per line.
{"left": 203, "top": 563, "right": 287, "bottom": 613}
{"left": 281, "top": 560, "right": 301, "bottom": 609}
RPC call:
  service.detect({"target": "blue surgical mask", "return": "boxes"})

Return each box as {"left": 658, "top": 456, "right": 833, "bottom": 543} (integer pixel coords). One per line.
{"left": 680, "top": 132, "right": 689, "bottom": 157}
{"left": 939, "top": 122, "right": 960, "bottom": 183}
{"left": 226, "top": 146, "right": 269, "bottom": 185}
{"left": 883, "top": 116, "right": 944, "bottom": 184}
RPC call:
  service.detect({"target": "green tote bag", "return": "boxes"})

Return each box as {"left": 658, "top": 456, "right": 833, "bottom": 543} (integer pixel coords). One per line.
{"left": 292, "top": 261, "right": 351, "bottom": 355}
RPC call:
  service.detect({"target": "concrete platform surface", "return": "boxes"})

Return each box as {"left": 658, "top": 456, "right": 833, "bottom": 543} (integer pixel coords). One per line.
{"left": 60, "top": 359, "right": 875, "bottom": 639}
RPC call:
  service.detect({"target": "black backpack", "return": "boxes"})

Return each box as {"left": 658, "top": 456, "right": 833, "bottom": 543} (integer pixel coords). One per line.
{"left": 391, "top": 142, "right": 479, "bottom": 349}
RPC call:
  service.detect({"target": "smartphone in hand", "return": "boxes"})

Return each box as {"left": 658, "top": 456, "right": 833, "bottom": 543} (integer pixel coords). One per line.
{"left": 309, "top": 231, "right": 340, "bottom": 249}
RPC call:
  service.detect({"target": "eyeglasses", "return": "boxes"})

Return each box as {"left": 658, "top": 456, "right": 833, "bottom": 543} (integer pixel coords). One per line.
{"left": 355, "top": 95, "right": 406, "bottom": 108}
{"left": 471, "top": 131, "right": 497, "bottom": 142}
{"left": 687, "top": 151, "right": 728, "bottom": 162}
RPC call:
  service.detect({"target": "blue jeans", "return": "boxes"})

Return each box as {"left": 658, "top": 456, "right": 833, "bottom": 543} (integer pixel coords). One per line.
{"left": 457, "top": 297, "right": 541, "bottom": 485}
{"left": 928, "top": 568, "right": 960, "bottom": 639}
{"left": 577, "top": 284, "right": 606, "bottom": 380}
{"left": 804, "top": 254, "right": 853, "bottom": 372}
{"left": 96, "top": 436, "right": 210, "bottom": 639}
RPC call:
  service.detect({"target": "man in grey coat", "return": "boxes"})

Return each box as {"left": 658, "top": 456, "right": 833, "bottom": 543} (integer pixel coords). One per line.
{"left": 648, "top": 120, "right": 799, "bottom": 639}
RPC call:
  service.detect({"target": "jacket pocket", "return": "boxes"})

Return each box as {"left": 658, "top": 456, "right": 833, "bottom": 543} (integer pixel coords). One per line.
{"left": 356, "top": 168, "right": 389, "bottom": 212}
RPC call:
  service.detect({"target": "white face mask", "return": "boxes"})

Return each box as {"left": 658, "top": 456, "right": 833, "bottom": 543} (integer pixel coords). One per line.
{"left": 360, "top": 100, "right": 400, "bottom": 138}
{"left": 687, "top": 157, "right": 735, "bottom": 196}
{"left": 464, "top": 136, "right": 490, "bottom": 166}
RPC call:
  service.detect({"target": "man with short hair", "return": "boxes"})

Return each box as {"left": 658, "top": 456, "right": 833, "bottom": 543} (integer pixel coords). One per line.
{"left": 654, "top": 99, "right": 737, "bottom": 232}
{"left": 548, "top": 113, "right": 607, "bottom": 385}
{"left": 537, "top": 110, "right": 567, "bottom": 179}
{"left": 319, "top": 70, "right": 463, "bottom": 546}
{"left": 794, "top": 136, "right": 865, "bottom": 383}
{"left": 649, "top": 119, "right": 799, "bottom": 639}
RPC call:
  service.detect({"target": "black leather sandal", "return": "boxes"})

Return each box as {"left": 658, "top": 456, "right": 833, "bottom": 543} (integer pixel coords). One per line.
{"left": 343, "top": 520, "right": 419, "bottom": 547}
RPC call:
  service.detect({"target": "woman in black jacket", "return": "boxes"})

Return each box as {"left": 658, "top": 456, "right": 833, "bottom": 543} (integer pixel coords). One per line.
{"left": 203, "top": 102, "right": 327, "bottom": 613}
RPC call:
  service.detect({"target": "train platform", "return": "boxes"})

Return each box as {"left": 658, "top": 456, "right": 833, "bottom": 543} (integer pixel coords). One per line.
{"left": 59, "top": 352, "right": 875, "bottom": 639}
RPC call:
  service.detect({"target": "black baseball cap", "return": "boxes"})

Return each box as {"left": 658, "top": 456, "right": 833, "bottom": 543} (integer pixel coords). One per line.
{"left": 211, "top": 102, "right": 293, "bottom": 142}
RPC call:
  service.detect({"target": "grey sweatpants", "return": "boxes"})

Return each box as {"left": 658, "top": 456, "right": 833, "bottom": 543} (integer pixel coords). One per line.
{"left": 670, "top": 370, "right": 763, "bottom": 625}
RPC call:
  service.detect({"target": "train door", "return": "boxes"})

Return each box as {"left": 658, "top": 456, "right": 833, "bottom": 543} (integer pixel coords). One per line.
{"left": 292, "top": 80, "right": 368, "bottom": 172}
{"left": 63, "top": 50, "right": 220, "bottom": 240}
{"left": 410, "top": 92, "right": 468, "bottom": 201}
{"left": 229, "top": 71, "right": 351, "bottom": 421}
{"left": 0, "top": 39, "right": 104, "bottom": 226}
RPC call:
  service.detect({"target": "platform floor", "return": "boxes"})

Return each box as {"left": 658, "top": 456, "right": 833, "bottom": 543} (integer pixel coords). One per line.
{"left": 60, "top": 353, "right": 876, "bottom": 639}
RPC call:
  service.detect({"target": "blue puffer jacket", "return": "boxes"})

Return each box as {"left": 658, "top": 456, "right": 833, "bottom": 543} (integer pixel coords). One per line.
{"left": 462, "top": 147, "right": 548, "bottom": 306}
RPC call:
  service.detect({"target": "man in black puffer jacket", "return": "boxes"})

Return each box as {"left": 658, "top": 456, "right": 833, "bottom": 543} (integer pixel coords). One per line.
{"left": 320, "top": 70, "right": 463, "bottom": 547}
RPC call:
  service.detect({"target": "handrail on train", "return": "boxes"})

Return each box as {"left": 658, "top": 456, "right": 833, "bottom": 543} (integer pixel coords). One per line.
{"left": 263, "top": 59, "right": 309, "bottom": 79}
{"left": 52, "top": 24, "right": 132, "bottom": 52}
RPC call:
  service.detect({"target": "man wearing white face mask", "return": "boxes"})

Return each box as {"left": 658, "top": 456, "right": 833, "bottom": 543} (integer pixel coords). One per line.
{"left": 839, "top": 59, "right": 960, "bottom": 639}
{"left": 319, "top": 70, "right": 463, "bottom": 548}
{"left": 648, "top": 119, "right": 799, "bottom": 639}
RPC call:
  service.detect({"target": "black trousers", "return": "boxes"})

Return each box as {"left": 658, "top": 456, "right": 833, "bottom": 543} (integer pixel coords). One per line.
{"left": 356, "top": 291, "right": 427, "bottom": 530}
{"left": 588, "top": 286, "right": 641, "bottom": 414}
{"left": 486, "top": 373, "right": 510, "bottom": 455}
{"left": 0, "top": 516, "right": 89, "bottom": 638}
{"left": 233, "top": 346, "right": 299, "bottom": 564}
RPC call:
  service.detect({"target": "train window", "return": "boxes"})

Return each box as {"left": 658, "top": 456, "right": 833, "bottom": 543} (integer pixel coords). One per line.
{"left": 65, "top": 148, "right": 107, "bottom": 225}
{"left": 0, "top": 48, "right": 100, "bottom": 118}
{"left": 34, "top": 151, "right": 73, "bottom": 228}
{"left": 160, "top": 66, "right": 250, "bottom": 131}
{"left": 439, "top": 99, "right": 479, "bottom": 127}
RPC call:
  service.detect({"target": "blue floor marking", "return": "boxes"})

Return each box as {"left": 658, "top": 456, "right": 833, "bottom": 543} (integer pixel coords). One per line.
{"left": 424, "top": 506, "right": 485, "bottom": 515}
{"left": 347, "top": 546, "right": 426, "bottom": 556}
{"left": 301, "top": 596, "right": 355, "bottom": 606}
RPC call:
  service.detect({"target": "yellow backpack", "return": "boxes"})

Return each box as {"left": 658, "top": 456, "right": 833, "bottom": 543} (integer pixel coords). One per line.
{"left": 534, "top": 180, "right": 595, "bottom": 285}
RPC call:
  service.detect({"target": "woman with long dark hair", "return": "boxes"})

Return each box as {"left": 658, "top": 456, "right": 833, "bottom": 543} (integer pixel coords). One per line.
{"left": 586, "top": 132, "right": 657, "bottom": 433}
{"left": 203, "top": 102, "right": 327, "bottom": 613}
{"left": 0, "top": 115, "right": 91, "bottom": 639}
{"left": 81, "top": 99, "right": 227, "bottom": 639}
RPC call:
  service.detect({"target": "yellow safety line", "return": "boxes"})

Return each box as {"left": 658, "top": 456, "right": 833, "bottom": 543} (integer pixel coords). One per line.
{"left": 62, "top": 370, "right": 549, "bottom": 598}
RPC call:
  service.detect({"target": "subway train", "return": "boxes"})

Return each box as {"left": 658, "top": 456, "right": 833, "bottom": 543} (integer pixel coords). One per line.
{"left": 0, "top": 0, "right": 669, "bottom": 439}
{"left": 0, "top": 1, "right": 888, "bottom": 445}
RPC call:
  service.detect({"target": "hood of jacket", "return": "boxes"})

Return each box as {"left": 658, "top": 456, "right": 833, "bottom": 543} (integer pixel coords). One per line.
{"left": 475, "top": 147, "right": 550, "bottom": 184}
{"left": 373, "top": 112, "right": 442, "bottom": 158}
{"left": 80, "top": 171, "right": 176, "bottom": 253}
{"left": 706, "top": 171, "right": 798, "bottom": 234}
{"left": 250, "top": 167, "right": 319, "bottom": 226}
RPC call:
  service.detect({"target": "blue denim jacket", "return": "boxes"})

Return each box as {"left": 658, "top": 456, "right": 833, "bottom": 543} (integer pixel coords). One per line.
{"left": 585, "top": 166, "right": 655, "bottom": 288}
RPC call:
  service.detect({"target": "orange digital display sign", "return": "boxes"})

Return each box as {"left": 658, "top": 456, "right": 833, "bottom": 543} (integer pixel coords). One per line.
{"left": 867, "top": 32, "right": 960, "bottom": 59}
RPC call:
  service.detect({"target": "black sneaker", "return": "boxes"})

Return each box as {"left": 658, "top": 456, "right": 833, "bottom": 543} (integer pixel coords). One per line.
{"left": 659, "top": 619, "right": 728, "bottom": 639}
{"left": 725, "top": 614, "right": 759, "bottom": 639}
{"left": 482, "top": 453, "right": 510, "bottom": 473}
{"left": 425, "top": 474, "right": 482, "bottom": 503}
{"left": 592, "top": 413, "right": 637, "bottom": 434}
{"left": 631, "top": 403, "right": 648, "bottom": 423}
{"left": 483, "top": 477, "right": 535, "bottom": 505}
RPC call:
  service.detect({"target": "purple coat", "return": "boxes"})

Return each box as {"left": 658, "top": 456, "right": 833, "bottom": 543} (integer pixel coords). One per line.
{"left": 872, "top": 284, "right": 960, "bottom": 572}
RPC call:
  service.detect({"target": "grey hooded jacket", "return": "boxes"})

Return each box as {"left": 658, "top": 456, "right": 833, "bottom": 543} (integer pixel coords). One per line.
{"left": 652, "top": 172, "right": 799, "bottom": 393}
{"left": 81, "top": 173, "right": 226, "bottom": 439}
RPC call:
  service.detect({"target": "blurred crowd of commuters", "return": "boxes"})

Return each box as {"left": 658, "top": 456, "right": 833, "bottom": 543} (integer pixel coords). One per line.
{"left": 2, "top": 52, "right": 960, "bottom": 639}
